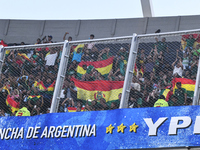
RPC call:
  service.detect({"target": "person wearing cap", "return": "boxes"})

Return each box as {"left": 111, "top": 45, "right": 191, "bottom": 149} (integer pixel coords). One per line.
{"left": 174, "top": 82, "right": 187, "bottom": 105}
{"left": 47, "top": 35, "right": 53, "bottom": 43}
{"left": 154, "top": 95, "right": 168, "bottom": 107}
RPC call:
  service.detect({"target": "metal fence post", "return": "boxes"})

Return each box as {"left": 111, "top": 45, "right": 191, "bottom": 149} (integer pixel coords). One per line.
{"left": 50, "top": 40, "right": 70, "bottom": 113}
{"left": 193, "top": 56, "right": 200, "bottom": 105}
{"left": 120, "top": 33, "right": 138, "bottom": 108}
{"left": 0, "top": 46, "right": 6, "bottom": 77}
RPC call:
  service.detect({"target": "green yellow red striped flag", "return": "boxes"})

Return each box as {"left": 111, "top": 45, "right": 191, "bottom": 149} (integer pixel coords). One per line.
{"left": 34, "top": 81, "right": 55, "bottom": 91}
{"left": 27, "top": 95, "right": 41, "bottom": 102}
{"left": 47, "top": 81, "right": 55, "bottom": 91}
{"left": 77, "top": 56, "right": 114, "bottom": 77}
{"left": 71, "top": 77, "right": 123, "bottom": 105}
{"left": 160, "top": 86, "right": 173, "bottom": 101}
{"left": 74, "top": 44, "right": 84, "bottom": 52}
{"left": 18, "top": 53, "right": 31, "bottom": 62}
{"left": 6, "top": 95, "right": 20, "bottom": 113}
{"left": 172, "top": 78, "right": 196, "bottom": 97}
{"left": 67, "top": 107, "right": 85, "bottom": 112}
{"left": 3, "top": 85, "right": 10, "bottom": 95}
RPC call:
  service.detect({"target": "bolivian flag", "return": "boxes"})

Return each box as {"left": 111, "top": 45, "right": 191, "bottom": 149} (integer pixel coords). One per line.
{"left": 67, "top": 107, "right": 85, "bottom": 112}
{"left": 34, "top": 81, "right": 55, "bottom": 91}
{"left": 74, "top": 44, "right": 84, "bottom": 52}
{"left": 6, "top": 95, "right": 20, "bottom": 113}
{"left": 0, "top": 40, "right": 9, "bottom": 55}
{"left": 27, "top": 95, "right": 41, "bottom": 102}
{"left": 172, "top": 78, "right": 195, "bottom": 97}
{"left": 3, "top": 85, "right": 10, "bottom": 95}
{"left": 133, "top": 64, "right": 137, "bottom": 76}
{"left": 182, "top": 34, "right": 200, "bottom": 50}
{"left": 47, "top": 81, "right": 55, "bottom": 91}
{"left": 160, "top": 86, "right": 173, "bottom": 101}
{"left": 77, "top": 56, "right": 114, "bottom": 77}
{"left": 18, "top": 53, "right": 31, "bottom": 62}
{"left": 34, "top": 81, "right": 46, "bottom": 91}
{"left": 139, "top": 66, "right": 144, "bottom": 77}
{"left": 71, "top": 77, "right": 123, "bottom": 105}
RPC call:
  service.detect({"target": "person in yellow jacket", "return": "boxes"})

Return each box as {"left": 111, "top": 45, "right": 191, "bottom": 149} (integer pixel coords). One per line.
{"left": 154, "top": 95, "right": 169, "bottom": 107}
{"left": 16, "top": 103, "right": 30, "bottom": 116}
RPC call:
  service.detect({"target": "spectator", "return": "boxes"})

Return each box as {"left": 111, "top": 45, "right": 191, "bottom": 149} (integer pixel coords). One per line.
{"left": 28, "top": 96, "right": 44, "bottom": 115}
{"left": 47, "top": 35, "right": 53, "bottom": 43}
{"left": 98, "top": 98, "right": 109, "bottom": 110}
{"left": 185, "top": 98, "right": 193, "bottom": 106}
{"left": 98, "top": 48, "right": 111, "bottom": 60}
{"left": 46, "top": 108, "right": 51, "bottom": 114}
{"left": 72, "top": 48, "right": 83, "bottom": 63}
{"left": 155, "top": 37, "right": 169, "bottom": 54}
{"left": 147, "top": 89, "right": 159, "bottom": 107}
{"left": 60, "top": 98, "right": 75, "bottom": 112}
{"left": 185, "top": 34, "right": 199, "bottom": 50}
{"left": 174, "top": 82, "right": 187, "bottom": 105}
{"left": 86, "top": 100, "right": 99, "bottom": 111}
{"left": 190, "top": 58, "right": 198, "bottom": 79}
{"left": 68, "top": 60, "right": 78, "bottom": 75}
{"left": 192, "top": 44, "right": 200, "bottom": 56}
{"left": 117, "top": 47, "right": 128, "bottom": 61}
{"left": 82, "top": 49, "right": 92, "bottom": 61}
{"left": 0, "top": 87, "right": 9, "bottom": 114}
{"left": 110, "top": 102, "right": 118, "bottom": 110}
{"left": 144, "top": 56, "right": 155, "bottom": 77}
{"left": 87, "top": 34, "right": 95, "bottom": 50}
{"left": 15, "top": 102, "right": 30, "bottom": 116}
{"left": 183, "top": 70, "right": 191, "bottom": 79}
{"left": 63, "top": 32, "right": 72, "bottom": 41}
{"left": 172, "top": 56, "right": 183, "bottom": 78}
{"left": 35, "top": 38, "right": 41, "bottom": 44}
{"left": 154, "top": 95, "right": 168, "bottom": 107}
{"left": 181, "top": 49, "right": 190, "bottom": 70}
{"left": 128, "top": 89, "right": 142, "bottom": 108}
{"left": 90, "top": 46, "right": 99, "bottom": 61}
{"left": 115, "top": 55, "right": 127, "bottom": 76}
{"left": 69, "top": 81, "right": 77, "bottom": 101}
{"left": 168, "top": 95, "right": 179, "bottom": 106}
{"left": 45, "top": 47, "right": 58, "bottom": 71}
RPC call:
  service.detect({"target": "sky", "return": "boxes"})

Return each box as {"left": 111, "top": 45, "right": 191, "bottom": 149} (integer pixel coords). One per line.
{"left": 0, "top": 0, "right": 200, "bottom": 20}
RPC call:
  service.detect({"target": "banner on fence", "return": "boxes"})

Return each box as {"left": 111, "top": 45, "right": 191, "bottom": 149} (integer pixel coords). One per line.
{"left": 1, "top": 106, "right": 200, "bottom": 149}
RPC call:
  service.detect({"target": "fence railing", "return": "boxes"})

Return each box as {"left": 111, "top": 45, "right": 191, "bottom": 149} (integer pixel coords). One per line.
{"left": 1, "top": 29, "right": 200, "bottom": 116}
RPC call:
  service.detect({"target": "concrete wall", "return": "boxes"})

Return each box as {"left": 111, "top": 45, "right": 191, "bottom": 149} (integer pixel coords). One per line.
{"left": 0, "top": 15, "right": 200, "bottom": 44}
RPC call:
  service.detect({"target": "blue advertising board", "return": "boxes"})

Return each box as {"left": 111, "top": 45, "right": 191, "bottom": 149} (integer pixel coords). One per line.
{"left": 1, "top": 106, "right": 200, "bottom": 149}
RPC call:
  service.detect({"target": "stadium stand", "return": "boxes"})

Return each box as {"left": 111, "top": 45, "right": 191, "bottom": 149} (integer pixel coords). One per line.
{"left": 0, "top": 16, "right": 199, "bottom": 116}
{"left": 0, "top": 31, "right": 198, "bottom": 116}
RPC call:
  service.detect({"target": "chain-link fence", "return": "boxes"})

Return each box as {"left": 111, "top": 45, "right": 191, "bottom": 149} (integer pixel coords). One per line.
{"left": 54, "top": 37, "right": 132, "bottom": 113}
{"left": 0, "top": 43, "right": 64, "bottom": 116}
{"left": 1, "top": 30, "right": 200, "bottom": 116}
{"left": 123, "top": 31, "right": 200, "bottom": 108}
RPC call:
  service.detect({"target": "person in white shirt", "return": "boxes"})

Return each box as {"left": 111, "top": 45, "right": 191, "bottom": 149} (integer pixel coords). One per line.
{"left": 172, "top": 57, "right": 183, "bottom": 78}
{"left": 45, "top": 47, "right": 58, "bottom": 71}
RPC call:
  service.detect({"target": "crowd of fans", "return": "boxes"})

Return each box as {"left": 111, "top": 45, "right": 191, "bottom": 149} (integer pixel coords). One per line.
{"left": 0, "top": 32, "right": 198, "bottom": 116}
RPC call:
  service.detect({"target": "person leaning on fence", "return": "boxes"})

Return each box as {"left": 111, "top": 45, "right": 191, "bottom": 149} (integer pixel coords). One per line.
{"left": 154, "top": 95, "right": 168, "bottom": 107}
